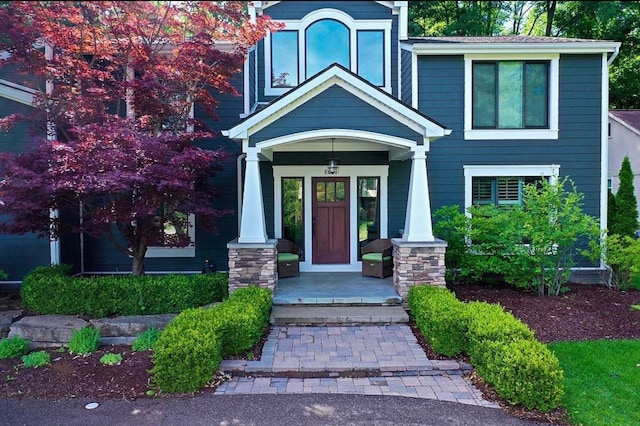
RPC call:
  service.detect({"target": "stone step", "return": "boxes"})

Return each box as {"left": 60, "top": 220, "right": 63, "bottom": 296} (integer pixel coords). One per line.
{"left": 270, "top": 305, "right": 409, "bottom": 325}
{"left": 219, "top": 358, "right": 472, "bottom": 378}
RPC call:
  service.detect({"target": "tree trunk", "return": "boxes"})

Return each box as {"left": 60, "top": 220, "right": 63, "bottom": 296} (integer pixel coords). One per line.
{"left": 131, "top": 243, "right": 148, "bottom": 276}
{"left": 132, "top": 256, "right": 145, "bottom": 276}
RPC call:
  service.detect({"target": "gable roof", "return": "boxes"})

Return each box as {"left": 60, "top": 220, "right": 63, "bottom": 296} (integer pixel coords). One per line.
{"left": 223, "top": 62, "right": 450, "bottom": 141}
{"left": 610, "top": 110, "right": 640, "bottom": 137}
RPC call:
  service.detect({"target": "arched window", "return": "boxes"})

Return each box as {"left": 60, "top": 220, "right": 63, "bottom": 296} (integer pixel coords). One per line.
{"left": 305, "top": 19, "right": 350, "bottom": 78}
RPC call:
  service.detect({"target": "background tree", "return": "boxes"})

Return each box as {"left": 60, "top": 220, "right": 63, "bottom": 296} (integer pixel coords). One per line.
{"left": 610, "top": 156, "right": 639, "bottom": 238}
{"left": 0, "top": 1, "right": 279, "bottom": 275}
{"left": 409, "top": 1, "right": 640, "bottom": 109}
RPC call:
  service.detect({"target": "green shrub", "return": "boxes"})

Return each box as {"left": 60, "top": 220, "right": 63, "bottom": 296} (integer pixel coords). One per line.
{"left": 466, "top": 301, "right": 536, "bottom": 367}
{"left": 21, "top": 351, "right": 51, "bottom": 368}
{"left": 68, "top": 326, "right": 100, "bottom": 355}
{"left": 100, "top": 353, "right": 123, "bottom": 366}
{"left": 151, "top": 286, "right": 272, "bottom": 394}
{"left": 21, "top": 265, "right": 229, "bottom": 317}
{"left": 132, "top": 326, "right": 161, "bottom": 352}
{"left": 407, "top": 285, "right": 468, "bottom": 356}
{"left": 0, "top": 336, "right": 30, "bottom": 359}
{"left": 151, "top": 308, "right": 223, "bottom": 394}
{"left": 484, "top": 339, "right": 564, "bottom": 411}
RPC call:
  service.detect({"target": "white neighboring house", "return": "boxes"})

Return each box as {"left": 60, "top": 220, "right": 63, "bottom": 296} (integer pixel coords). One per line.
{"left": 608, "top": 110, "right": 640, "bottom": 221}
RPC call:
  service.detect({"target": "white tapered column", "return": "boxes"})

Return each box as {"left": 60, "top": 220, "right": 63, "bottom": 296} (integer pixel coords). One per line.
{"left": 403, "top": 145, "right": 434, "bottom": 242}
{"left": 238, "top": 148, "right": 267, "bottom": 243}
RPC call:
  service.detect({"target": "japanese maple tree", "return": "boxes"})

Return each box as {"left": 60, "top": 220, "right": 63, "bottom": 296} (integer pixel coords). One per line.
{"left": 0, "top": 1, "right": 280, "bottom": 275}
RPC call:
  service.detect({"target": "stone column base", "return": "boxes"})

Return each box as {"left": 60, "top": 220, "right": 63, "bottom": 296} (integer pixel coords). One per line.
{"left": 391, "top": 238, "right": 448, "bottom": 300}
{"left": 227, "top": 239, "right": 277, "bottom": 295}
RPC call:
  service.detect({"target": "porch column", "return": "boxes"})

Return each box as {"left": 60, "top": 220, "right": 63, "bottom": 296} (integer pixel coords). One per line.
{"left": 238, "top": 148, "right": 267, "bottom": 243}
{"left": 403, "top": 145, "right": 434, "bottom": 242}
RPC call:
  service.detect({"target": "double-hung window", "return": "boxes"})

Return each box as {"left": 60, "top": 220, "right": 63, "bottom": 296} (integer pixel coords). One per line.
{"left": 465, "top": 54, "right": 559, "bottom": 140}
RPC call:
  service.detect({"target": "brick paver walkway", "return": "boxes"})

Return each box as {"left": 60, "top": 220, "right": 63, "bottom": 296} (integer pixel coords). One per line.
{"left": 216, "top": 325, "right": 499, "bottom": 408}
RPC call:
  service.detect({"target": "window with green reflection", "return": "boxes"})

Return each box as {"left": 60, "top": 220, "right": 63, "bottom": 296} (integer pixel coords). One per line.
{"left": 282, "top": 178, "right": 304, "bottom": 257}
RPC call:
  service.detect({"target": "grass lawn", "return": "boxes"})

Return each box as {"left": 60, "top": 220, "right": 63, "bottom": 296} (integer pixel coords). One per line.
{"left": 548, "top": 339, "right": 640, "bottom": 426}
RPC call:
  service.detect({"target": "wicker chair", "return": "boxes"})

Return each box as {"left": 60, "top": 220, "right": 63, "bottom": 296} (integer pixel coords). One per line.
{"left": 360, "top": 238, "right": 393, "bottom": 278}
{"left": 277, "top": 238, "right": 302, "bottom": 278}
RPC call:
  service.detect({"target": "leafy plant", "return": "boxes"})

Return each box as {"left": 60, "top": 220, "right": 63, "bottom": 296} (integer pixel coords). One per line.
{"left": 458, "top": 176, "right": 599, "bottom": 295}
{"left": 21, "top": 351, "right": 51, "bottom": 368}
{"left": 0, "top": 336, "right": 30, "bottom": 359}
{"left": 68, "top": 326, "right": 100, "bottom": 355}
{"left": 587, "top": 233, "right": 640, "bottom": 290}
{"left": 100, "top": 353, "right": 123, "bottom": 366}
{"left": 132, "top": 327, "right": 161, "bottom": 352}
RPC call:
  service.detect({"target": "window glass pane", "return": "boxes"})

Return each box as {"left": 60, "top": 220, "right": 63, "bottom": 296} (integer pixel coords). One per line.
{"left": 271, "top": 31, "right": 298, "bottom": 88}
{"left": 525, "top": 62, "right": 548, "bottom": 127}
{"left": 357, "top": 30, "right": 384, "bottom": 86}
{"left": 327, "top": 181, "right": 336, "bottom": 202}
{"left": 336, "top": 182, "right": 345, "bottom": 201}
{"left": 316, "top": 182, "right": 325, "bottom": 202}
{"left": 282, "top": 178, "right": 304, "bottom": 258}
{"left": 498, "top": 62, "right": 523, "bottom": 128}
{"left": 358, "top": 177, "right": 379, "bottom": 258}
{"left": 472, "top": 63, "right": 496, "bottom": 128}
{"left": 306, "top": 19, "right": 350, "bottom": 78}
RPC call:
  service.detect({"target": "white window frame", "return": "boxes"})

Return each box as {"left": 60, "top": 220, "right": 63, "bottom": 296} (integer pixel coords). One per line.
{"left": 464, "top": 53, "right": 559, "bottom": 141}
{"left": 264, "top": 9, "right": 392, "bottom": 96}
{"left": 463, "top": 165, "right": 560, "bottom": 214}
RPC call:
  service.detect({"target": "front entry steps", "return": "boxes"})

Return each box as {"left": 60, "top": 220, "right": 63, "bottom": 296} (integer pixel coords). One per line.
{"left": 270, "top": 305, "right": 409, "bottom": 325}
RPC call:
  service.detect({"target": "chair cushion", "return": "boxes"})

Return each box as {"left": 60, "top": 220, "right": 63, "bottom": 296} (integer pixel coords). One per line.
{"left": 362, "top": 253, "right": 392, "bottom": 262}
{"left": 278, "top": 253, "right": 299, "bottom": 262}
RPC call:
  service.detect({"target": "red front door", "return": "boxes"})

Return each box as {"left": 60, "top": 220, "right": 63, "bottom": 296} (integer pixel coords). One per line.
{"left": 312, "top": 177, "right": 350, "bottom": 264}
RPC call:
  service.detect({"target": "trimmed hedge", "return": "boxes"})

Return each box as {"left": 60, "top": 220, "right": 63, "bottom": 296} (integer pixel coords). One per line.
{"left": 407, "top": 285, "right": 468, "bottom": 356}
{"left": 408, "top": 284, "right": 564, "bottom": 412}
{"left": 151, "top": 286, "right": 272, "bottom": 394}
{"left": 21, "top": 264, "right": 229, "bottom": 317}
{"left": 466, "top": 300, "right": 535, "bottom": 367}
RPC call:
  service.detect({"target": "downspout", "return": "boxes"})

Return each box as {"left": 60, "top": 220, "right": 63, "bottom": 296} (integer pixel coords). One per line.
{"left": 237, "top": 153, "right": 246, "bottom": 236}
{"left": 79, "top": 201, "right": 85, "bottom": 274}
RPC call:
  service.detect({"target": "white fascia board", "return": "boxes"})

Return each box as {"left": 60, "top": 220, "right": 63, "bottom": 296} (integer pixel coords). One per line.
{"left": 403, "top": 41, "right": 621, "bottom": 56}
{"left": 225, "top": 65, "right": 448, "bottom": 141}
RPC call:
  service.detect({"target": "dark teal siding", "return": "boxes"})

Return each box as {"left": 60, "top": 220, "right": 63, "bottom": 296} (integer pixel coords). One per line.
{"left": 388, "top": 161, "right": 410, "bottom": 238}
{"left": 251, "top": 85, "right": 422, "bottom": 145}
{"left": 0, "top": 100, "right": 50, "bottom": 280}
{"left": 401, "top": 49, "right": 412, "bottom": 105}
{"left": 414, "top": 54, "right": 604, "bottom": 228}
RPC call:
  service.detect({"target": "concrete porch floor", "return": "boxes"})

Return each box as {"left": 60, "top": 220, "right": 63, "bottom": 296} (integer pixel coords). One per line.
{"left": 272, "top": 272, "right": 401, "bottom": 305}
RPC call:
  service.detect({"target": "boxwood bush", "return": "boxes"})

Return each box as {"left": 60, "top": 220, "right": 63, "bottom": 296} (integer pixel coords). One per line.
{"left": 407, "top": 285, "right": 468, "bottom": 356}
{"left": 408, "top": 284, "right": 564, "bottom": 412}
{"left": 151, "top": 285, "right": 272, "bottom": 394}
{"left": 21, "top": 264, "right": 228, "bottom": 317}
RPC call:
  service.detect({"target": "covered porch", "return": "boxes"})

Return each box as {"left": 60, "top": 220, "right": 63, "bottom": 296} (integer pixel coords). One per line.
{"left": 223, "top": 64, "right": 450, "bottom": 299}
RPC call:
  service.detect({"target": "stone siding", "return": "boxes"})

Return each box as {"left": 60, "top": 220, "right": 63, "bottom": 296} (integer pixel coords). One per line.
{"left": 391, "top": 238, "right": 447, "bottom": 300}
{"left": 227, "top": 239, "right": 277, "bottom": 294}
